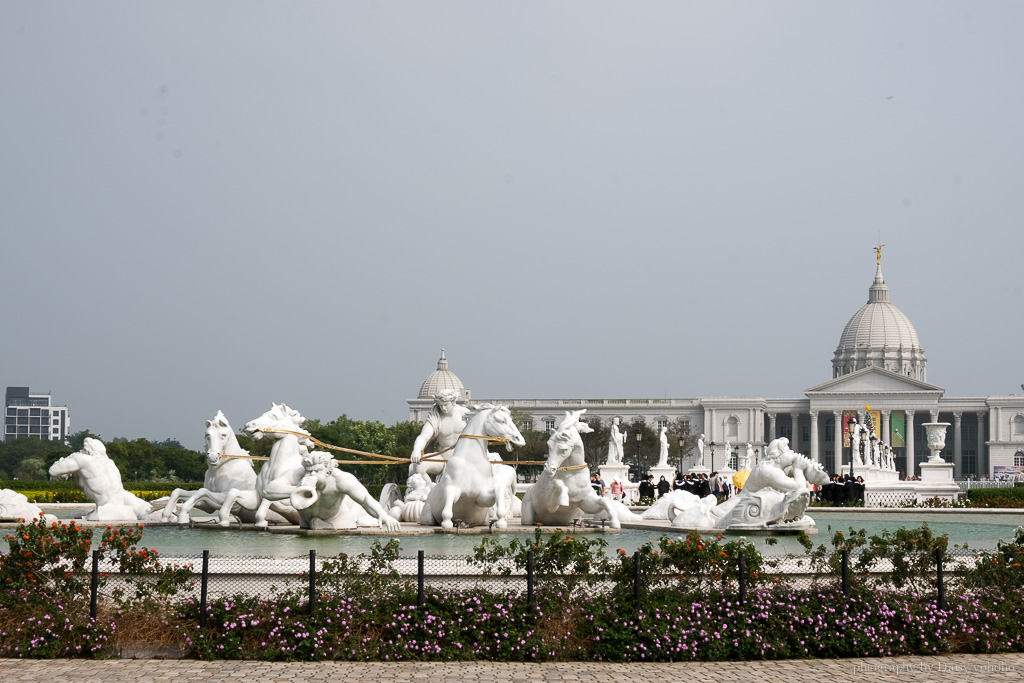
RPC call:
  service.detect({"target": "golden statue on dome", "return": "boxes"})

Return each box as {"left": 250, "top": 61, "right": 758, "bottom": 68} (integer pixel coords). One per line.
{"left": 873, "top": 244, "right": 886, "bottom": 264}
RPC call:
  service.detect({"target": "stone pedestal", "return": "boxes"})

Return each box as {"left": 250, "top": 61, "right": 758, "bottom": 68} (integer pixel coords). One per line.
{"left": 648, "top": 465, "right": 677, "bottom": 485}
{"left": 916, "top": 461, "right": 960, "bottom": 503}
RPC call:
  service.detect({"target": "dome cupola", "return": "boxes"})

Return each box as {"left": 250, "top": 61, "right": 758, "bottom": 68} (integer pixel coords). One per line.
{"left": 832, "top": 260, "right": 927, "bottom": 381}
{"left": 417, "top": 349, "right": 470, "bottom": 401}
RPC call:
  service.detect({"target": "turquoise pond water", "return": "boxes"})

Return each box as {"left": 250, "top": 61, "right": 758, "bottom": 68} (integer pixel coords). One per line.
{"left": 5, "top": 509, "right": 1021, "bottom": 559}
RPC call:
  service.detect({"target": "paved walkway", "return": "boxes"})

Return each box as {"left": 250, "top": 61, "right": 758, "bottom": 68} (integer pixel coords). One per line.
{"left": 1, "top": 655, "right": 1022, "bottom": 682}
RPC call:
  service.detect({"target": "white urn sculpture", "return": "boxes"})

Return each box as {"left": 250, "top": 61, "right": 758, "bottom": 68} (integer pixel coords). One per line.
{"left": 921, "top": 422, "right": 951, "bottom": 463}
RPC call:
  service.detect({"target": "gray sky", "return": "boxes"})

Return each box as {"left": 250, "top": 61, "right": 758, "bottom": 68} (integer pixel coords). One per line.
{"left": 2, "top": 2, "right": 1022, "bottom": 449}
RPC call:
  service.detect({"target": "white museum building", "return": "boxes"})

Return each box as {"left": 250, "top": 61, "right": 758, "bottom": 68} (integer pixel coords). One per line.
{"left": 409, "top": 262, "right": 1024, "bottom": 480}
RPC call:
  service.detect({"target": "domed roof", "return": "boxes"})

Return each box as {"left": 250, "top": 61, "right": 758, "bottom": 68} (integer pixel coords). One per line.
{"left": 417, "top": 349, "right": 468, "bottom": 400}
{"left": 832, "top": 262, "right": 927, "bottom": 380}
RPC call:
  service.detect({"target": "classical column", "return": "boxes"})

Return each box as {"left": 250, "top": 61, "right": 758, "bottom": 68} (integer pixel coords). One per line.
{"left": 953, "top": 411, "right": 963, "bottom": 479}
{"left": 981, "top": 410, "right": 990, "bottom": 477}
{"left": 809, "top": 410, "right": 819, "bottom": 464}
{"left": 768, "top": 412, "right": 777, "bottom": 441}
{"left": 882, "top": 410, "right": 891, "bottom": 447}
{"left": 833, "top": 410, "right": 842, "bottom": 470}
{"left": 906, "top": 410, "right": 916, "bottom": 475}
{"left": 791, "top": 412, "right": 801, "bottom": 448}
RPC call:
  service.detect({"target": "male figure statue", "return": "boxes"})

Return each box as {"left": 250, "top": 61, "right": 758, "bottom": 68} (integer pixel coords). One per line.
{"left": 409, "top": 389, "right": 470, "bottom": 482}
{"left": 694, "top": 434, "right": 705, "bottom": 468}
{"left": 607, "top": 417, "right": 625, "bottom": 465}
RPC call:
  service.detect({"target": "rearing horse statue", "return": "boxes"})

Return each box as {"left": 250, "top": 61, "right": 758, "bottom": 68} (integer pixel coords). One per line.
{"left": 521, "top": 409, "right": 622, "bottom": 528}
{"left": 418, "top": 404, "right": 525, "bottom": 529}
{"left": 217, "top": 403, "right": 308, "bottom": 528}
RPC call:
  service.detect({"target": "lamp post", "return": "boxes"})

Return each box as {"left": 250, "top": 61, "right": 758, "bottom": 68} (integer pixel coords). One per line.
{"left": 709, "top": 441, "right": 716, "bottom": 473}
{"left": 732, "top": 445, "right": 739, "bottom": 471}
{"left": 754, "top": 448, "right": 760, "bottom": 467}
{"left": 634, "top": 426, "right": 643, "bottom": 475}
{"left": 678, "top": 435, "right": 685, "bottom": 474}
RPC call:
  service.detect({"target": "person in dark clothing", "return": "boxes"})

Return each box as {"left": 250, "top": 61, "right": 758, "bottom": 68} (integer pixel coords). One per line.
{"left": 657, "top": 476, "right": 670, "bottom": 498}
{"left": 638, "top": 475, "right": 656, "bottom": 500}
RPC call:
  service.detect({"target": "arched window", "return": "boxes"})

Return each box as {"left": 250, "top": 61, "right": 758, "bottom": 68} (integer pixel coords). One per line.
{"left": 1014, "top": 451, "right": 1024, "bottom": 468}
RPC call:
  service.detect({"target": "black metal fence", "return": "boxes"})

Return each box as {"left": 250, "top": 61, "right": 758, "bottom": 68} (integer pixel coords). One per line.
{"left": 91, "top": 546, "right": 983, "bottom": 621}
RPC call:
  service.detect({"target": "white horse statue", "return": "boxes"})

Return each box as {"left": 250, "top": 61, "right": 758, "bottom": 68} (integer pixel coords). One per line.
{"left": 217, "top": 403, "right": 309, "bottom": 528}
{"left": 418, "top": 404, "right": 525, "bottom": 529}
{"left": 289, "top": 450, "right": 401, "bottom": 531}
{"left": 48, "top": 438, "right": 152, "bottom": 521}
{"left": 161, "top": 411, "right": 297, "bottom": 525}
{"left": 521, "top": 410, "right": 622, "bottom": 528}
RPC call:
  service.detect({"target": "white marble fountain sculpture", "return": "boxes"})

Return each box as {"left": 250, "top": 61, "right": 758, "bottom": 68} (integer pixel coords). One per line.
{"left": 0, "top": 489, "right": 55, "bottom": 523}
{"left": 289, "top": 450, "right": 401, "bottom": 531}
{"left": 48, "top": 437, "right": 154, "bottom": 521}
{"left": 521, "top": 409, "right": 624, "bottom": 528}
{"left": 671, "top": 437, "right": 830, "bottom": 531}
{"left": 418, "top": 404, "right": 525, "bottom": 529}
{"left": 160, "top": 411, "right": 298, "bottom": 526}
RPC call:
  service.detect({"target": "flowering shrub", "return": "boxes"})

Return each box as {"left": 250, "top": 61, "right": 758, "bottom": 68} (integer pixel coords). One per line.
{"left": 1, "top": 518, "right": 93, "bottom": 605}
{"left": 6, "top": 524, "right": 1024, "bottom": 661}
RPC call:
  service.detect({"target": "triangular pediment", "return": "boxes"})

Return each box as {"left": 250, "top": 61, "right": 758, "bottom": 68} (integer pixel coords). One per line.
{"left": 805, "top": 366, "right": 945, "bottom": 396}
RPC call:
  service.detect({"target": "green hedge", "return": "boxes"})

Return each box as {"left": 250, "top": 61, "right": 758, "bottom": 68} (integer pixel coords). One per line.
{"left": 1, "top": 480, "right": 398, "bottom": 504}
{"left": 965, "top": 486, "right": 1024, "bottom": 508}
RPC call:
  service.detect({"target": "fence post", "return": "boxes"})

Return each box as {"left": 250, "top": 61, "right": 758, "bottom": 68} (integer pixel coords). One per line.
{"left": 526, "top": 550, "right": 535, "bottom": 608}
{"left": 633, "top": 550, "right": 642, "bottom": 612}
{"left": 841, "top": 549, "right": 850, "bottom": 596}
{"left": 417, "top": 550, "right": 425, "bottom": 607}
{"left": 935, "top": 548, "right": 945, "bottom": 611}
{"left": 199, "top": 550, "right": 210, "bottom": 628}
{"left": 738, "top": 550, "right": 747, "bottom": 604}
{"left": 308, "top": 549, "right": 317, "bottom": 615}
{"left": 90, "top": 550, "right": 99, "bottom": 619}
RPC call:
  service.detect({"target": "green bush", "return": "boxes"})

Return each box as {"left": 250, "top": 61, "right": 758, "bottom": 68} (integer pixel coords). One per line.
{"left": 965, "top": 487, "right": 1024, "bottom": 508}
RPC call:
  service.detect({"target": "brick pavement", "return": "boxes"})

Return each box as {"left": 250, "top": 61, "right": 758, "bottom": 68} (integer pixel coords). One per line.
{"left": 1, "top": 655, "right": 1023, "bottom": 683}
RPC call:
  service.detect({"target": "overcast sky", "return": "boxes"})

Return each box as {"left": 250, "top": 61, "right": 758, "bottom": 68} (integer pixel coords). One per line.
{"left": 2, "top": 2, "right": 1022, "bottom": 449}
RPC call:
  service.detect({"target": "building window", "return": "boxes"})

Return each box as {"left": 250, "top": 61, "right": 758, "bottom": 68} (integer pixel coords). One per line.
{"left": 544, "top": 418, "right": 556, "bottom": 432}
{"left": 657, "top": 419, "right": 667, "bottom": 431}
{"left": 1015, "top": 451, "right": 1024, "bottom": 467}
{"left": 825, "top": 420, "right": 835, "bottom": 442}
{"left": 964, "top": 423, "right": 977, "bottom": 441}
{"left": 962, "top": 449, "right": 977, "bottom": 477}
{"left": 801, "top": 425, "right": 810, "bottom": 443}
{"left": 522, "top": 420, "right": 533, "bottom": 432}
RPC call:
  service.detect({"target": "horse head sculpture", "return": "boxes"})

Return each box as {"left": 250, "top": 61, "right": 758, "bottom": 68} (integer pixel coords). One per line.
{"left": 244, "top": 403, "right": 312, "bottom": 446}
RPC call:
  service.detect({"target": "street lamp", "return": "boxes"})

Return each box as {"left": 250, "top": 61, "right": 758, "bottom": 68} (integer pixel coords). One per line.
{"left": 678, "top": 434, "right": 685, "bottom": 474}
{"left": 754, "top": 448, "right": 760, "bottom": 466}
{"left": 634, "top": 426, "right": 643, "bottom": 475}
{"left": 732, "top": 445, "right": 739, "bottom": 471}
{"left": 709, "top": 441, "right": 716, "bottom": 473}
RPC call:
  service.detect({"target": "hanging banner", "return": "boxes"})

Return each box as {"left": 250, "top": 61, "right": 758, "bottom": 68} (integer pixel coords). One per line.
{"left": 890, "top": 410, "right": 906, "bottom": 447}
{"left": 842, "top": 411, "right": 858, "bottom": 447}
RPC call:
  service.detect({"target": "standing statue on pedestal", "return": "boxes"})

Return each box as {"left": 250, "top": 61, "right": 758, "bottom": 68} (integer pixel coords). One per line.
{"left": 849, "top": 419, "right": 863, "bottom": 466}
{"left": 738, "top": 442, "right": 753, "bottom": 471}
{"left": 724, "top": 441, "right": 732, "bottom": 468}
{"left": 606, "top": 417, "right": 625, "bottom": 466}
{"left": 409, "top": 389, "right": 470, "bottom": 482}
{"left": 694, "top": 434, "right": 705, "bottom": 468}
{"left": 657, "top": 426, "right": 670, "bottom": 468}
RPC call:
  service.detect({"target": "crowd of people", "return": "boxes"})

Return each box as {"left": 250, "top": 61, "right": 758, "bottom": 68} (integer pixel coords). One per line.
{"left": 814, "top": 473, "right": 866, "bottom": 505}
